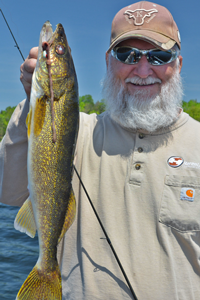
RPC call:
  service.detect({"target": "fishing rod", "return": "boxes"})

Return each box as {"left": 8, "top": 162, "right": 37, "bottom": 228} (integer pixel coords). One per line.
{"left": 73, "top": 165, "right": 138, "bottom": 300}
{"left": 1, "top": 9, "right": 138, "bottom": 299}
{"left": 0, "top": 8, "right": 25, "bottom": 61}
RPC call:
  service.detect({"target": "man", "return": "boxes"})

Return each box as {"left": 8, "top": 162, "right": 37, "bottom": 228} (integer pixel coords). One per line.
{"left": 1, "top": 1, "right": 200, "bottom": 299}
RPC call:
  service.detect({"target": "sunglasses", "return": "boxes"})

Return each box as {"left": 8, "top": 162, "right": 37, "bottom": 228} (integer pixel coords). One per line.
{"left": 111, "top": 46, "right": 179, "bottom": 66}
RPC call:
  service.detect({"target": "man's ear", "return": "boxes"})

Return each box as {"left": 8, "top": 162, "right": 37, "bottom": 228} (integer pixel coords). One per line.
{"left": 106, "top": 52, "right": 109, "bottom": 69}
{"left": 178, "top": 56, "right": 183, "bottom": 73}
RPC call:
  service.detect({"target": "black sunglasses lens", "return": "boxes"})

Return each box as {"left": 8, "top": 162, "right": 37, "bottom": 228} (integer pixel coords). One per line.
{"left": 148, "top": 50, "right": 172, "bottom": 65}
{"left": 115, "top": 47, "right": 140, "bottom": 63}
{"left": 114, "top": 48, "right": 174, "bottom": 65}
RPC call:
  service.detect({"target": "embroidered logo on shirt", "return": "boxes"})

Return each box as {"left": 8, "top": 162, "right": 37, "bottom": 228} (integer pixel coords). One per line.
{"left": 124, "top": 9, "right": 158, "bottom": 26}
{"left": 183, "top": 161, "right": 200, "bottom": 170}
{"left": 180, "top": 188, "right": 195, "bottom": 202}
{"left": 167, "top": 156, "right": 184, "bottom": 168}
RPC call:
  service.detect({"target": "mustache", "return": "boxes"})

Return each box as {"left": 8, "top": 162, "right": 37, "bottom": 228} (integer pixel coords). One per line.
{"left": 125, "top": 76, "right": 162, "bottom": 86}
{"left": 102, "top": 64, "right": 183, "bottom": 132}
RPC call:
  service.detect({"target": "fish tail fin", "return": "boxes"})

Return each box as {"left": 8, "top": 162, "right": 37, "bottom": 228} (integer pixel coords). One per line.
{"left": 16, "top": 263, "right": 62, "bottom": 300}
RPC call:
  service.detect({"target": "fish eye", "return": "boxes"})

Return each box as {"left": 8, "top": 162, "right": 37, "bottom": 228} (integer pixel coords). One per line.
{"left": 56, "top": 45, "right": 65, "bottom": 55}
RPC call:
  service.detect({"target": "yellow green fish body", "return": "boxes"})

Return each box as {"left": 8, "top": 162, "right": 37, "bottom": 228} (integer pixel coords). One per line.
{"left": 14, "top": 21, "right": 79, "bottom": 300}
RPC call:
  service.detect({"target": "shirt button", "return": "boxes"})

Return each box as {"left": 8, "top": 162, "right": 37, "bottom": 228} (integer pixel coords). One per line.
{"left": 138, "top": 147, "right": 143, "bottom": 153}
{"left": 139, "top": 133, "right": 145, "bottom": 139}
{"left": 135, "top": 164, "right": 141, "bottom": 170}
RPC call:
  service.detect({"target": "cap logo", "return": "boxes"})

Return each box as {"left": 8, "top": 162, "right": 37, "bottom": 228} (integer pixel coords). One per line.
{"left": 167, "top": 156, "right": 184, "bottom": 168}
{"left": 124, "top": 9, "right": 158, "bottom": 26}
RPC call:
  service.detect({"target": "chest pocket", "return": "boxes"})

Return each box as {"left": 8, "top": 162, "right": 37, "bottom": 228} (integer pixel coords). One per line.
{"left": 159, "top": 175, "right": 200, "bottom": 232}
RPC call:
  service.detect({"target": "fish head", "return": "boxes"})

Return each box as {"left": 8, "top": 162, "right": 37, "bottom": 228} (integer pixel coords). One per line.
{"left": 28, "top": 21, "right": 79, "bottom": 143}
{"left": 32, "top": 21, "right": 77, "bottom": 100}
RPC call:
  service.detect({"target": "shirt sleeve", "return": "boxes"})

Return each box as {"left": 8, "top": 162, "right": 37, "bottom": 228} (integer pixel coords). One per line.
{"left": 0, "top": 99, "right": 29, "bottom": 206}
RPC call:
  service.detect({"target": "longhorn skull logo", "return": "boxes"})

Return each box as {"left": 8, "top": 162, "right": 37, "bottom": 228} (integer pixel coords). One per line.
{"left": 124, "top": 9, "right": 158, "bottom": 26}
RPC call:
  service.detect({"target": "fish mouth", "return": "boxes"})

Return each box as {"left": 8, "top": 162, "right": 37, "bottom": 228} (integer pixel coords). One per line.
{"left": 40, "top": 21, "right": 65, "bottom": 45}
{"left": 34, "top": 20, "right": 70, "bottom": 87}
{"left": 35, "top": 21, "right": 67, "bottom": 78}
{"left": 41, "top": 21, "right": 53, "bottom": 44}
{"left": 35, "top": 21, "right": 53, "bottom": 72}
{"left": 56, "top": 23, "right": 65, "bottom": 38}
{"left": 41, "top": 23, "right": 65, "bottom": 55}
{"left": 38, "top": 21, "right": 65, "bottom": 63}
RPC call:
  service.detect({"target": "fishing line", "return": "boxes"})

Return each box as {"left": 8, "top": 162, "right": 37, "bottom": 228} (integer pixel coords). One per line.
{"left": 1, "top": 10, "right": 138, "bottom": 299}
{"left": 42, "top": 41, "right": 57, "bottom": 143}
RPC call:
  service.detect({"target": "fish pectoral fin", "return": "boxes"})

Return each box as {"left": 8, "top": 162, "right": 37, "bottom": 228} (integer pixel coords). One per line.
{"left": 58, "top": 189, "right": 76, "bottom": 244}
{"left": 14, "top": 197, "right": 37, "bottom": 238}
{"left": 26, "top": 107, "right": 32, "bottom": 139}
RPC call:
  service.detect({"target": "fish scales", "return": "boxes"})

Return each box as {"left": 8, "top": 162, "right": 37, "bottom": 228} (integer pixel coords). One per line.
{"left": 14, "top": 21, "right": 79, "bottom": 299}
{"left": 31, "top": 98, "right": 76, "bottom": 261}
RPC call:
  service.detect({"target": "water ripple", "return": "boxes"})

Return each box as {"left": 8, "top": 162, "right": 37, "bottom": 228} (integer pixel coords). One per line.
{"left": 0, "top": 203, "right": 39, "bottom": 300}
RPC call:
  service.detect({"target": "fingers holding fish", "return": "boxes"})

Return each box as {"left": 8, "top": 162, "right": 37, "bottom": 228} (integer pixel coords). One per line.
{"left": 20, "top": 47, "right": 38, "bottom": 100}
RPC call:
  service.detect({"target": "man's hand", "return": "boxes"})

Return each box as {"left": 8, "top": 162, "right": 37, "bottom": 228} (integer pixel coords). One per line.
{"left": 20, "top": 47, "right": 38, "bottom": 100}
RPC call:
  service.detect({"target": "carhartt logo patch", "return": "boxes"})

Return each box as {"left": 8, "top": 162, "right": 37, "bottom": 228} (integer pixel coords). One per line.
{"left": 180, "top": 188, "right": 195, "bottom": 202}
{"left": 167, "top": 156, "right": 184, "bottom": 168}
{"left": 124, "top": 9, "right": 158, "bottom": 26}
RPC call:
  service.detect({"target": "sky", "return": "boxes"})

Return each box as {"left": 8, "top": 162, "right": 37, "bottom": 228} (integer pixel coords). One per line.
{"left": 0, "top": 0, "right": 199, "bottom": 111}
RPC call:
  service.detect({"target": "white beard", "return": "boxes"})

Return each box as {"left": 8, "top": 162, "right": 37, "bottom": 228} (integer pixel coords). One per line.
{"left": 102, "top": 60, "right": 184, "bottom": 132}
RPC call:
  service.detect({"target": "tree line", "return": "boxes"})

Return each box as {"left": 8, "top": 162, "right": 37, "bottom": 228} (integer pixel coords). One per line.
{"left": 0, "top": 95, "right": 106, "bottom": 141}
{"left": 0, "top": 96, "right": 199, "bottom": 141}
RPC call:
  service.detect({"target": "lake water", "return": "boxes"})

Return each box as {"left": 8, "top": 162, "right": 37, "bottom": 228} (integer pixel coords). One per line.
{"left": 0, "top": 203, "right": 39, "bottom": 300}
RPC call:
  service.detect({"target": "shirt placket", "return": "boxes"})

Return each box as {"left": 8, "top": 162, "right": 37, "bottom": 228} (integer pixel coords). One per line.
{"left": 129, "top": 132, "right": 147, "bottom": 185}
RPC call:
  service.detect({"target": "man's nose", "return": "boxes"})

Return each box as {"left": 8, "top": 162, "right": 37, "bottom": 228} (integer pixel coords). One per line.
{"left": 131, "top": 55, "right": 154, "bottom": 78}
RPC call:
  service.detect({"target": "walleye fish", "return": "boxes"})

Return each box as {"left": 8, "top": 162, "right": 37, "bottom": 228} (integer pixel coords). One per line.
{"left": 14, "top": 21, "right": 79, "bottom": 299}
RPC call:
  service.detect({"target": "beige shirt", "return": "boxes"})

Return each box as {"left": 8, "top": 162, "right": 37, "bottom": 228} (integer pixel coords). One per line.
{"left": 1, "top": 99, "right": 200, "bottom": 299}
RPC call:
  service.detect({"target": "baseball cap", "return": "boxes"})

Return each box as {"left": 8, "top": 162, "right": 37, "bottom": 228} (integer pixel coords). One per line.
{"left": 107, "top": 1, "right": 181, "bottom": 52}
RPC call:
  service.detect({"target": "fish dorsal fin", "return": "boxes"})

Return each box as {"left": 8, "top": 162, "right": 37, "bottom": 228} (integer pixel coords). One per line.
{"left": 58, "top": 189, "right": 76, "bottom": 244}
{"left": 14, "top": 197, "right": 37, "bottom": 238}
